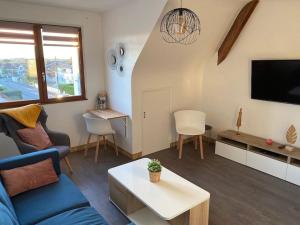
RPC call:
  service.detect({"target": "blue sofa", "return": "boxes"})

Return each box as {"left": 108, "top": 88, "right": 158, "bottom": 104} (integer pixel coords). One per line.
{"left": 0, "top": 149, "right": 109, "bottom": 225}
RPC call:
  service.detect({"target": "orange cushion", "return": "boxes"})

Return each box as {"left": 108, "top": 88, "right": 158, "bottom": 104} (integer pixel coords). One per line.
{"left": 0, "top": 158, "right": 59, "bottom": 197}
{"left": 17, "top": 122, "right": 53, "bottom": 150}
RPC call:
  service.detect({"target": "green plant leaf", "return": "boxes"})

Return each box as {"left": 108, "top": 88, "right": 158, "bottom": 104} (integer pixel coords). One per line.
{"left": 148, "top": 159, "right": 162, "bottom": 172}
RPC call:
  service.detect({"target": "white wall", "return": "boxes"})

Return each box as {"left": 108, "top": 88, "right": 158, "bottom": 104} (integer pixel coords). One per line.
{"left": 0, "top": 0, "right": 105, "bottom": 158}
{"left": 132, "top": 0, "right": 245, "bottom": 153}
{"left": 200, "top": 0, "right": 300, "bottom": 146}
{"left": 102, "top": 0, "right": 167, "bottom": 152}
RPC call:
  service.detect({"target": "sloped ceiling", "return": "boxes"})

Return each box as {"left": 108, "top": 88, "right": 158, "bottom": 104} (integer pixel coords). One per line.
{"left": 7, "top": 0, "right": 135, "bottom": 12}
{"left": 133, "top": 0, "right": 249, "bottom": 78}
{"left": 134, "top": 0, "right": 253, "bottom": 73}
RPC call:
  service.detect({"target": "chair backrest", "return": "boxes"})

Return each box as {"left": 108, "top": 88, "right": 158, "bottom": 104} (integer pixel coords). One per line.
{"left": 174, "top": 110, "right": 206, "bottom": 133}
{"left": 0, "top": 107, "right": 48, "bottom": 151}
{"left": 82, "top": 113, "right": 114, "bottom": 135}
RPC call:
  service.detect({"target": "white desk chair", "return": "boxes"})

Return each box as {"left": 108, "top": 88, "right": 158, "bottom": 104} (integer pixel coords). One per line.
{"left": 83, "top": 113, "right": 118, "bottom": 162}
{"left": 174, "top": 110, "right": 206, "bottom": 159}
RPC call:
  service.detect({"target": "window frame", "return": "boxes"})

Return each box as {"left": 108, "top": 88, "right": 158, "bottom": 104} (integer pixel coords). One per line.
{"left": 0, "top": 21, "right": 87, "bottom": 109}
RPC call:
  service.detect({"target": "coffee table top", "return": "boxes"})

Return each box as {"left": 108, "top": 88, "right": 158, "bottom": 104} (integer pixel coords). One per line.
{"left": 108, "top": 158, "right": 210, "bottom": 220}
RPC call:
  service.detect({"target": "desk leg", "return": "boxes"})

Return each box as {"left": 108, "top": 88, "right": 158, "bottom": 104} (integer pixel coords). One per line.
{"left": 122, "top": 117, "right": 127, "bottom": 137}
{"left": 189, "top": 200, "right": 209, "bottom": 225}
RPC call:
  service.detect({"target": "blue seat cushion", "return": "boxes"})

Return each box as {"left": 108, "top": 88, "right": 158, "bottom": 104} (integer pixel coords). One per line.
{"left": 0, "top": 181, "right": 17, "bottom": 220}
{"left": 11, "top": 174, "right": 89, "bottom": 225}
{"left": 0, "top": 202, "right": 19, "bottom": 225}
{"left": 36, "top": 207, "right": 109, "bottom": 225}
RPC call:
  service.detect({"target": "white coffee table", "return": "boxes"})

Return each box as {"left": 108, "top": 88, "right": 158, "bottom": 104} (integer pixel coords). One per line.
{"left": 108, "top": 158, "right": 210, "bottom": 225}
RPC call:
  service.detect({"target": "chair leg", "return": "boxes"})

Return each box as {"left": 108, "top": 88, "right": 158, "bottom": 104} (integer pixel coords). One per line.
{"left": 95, "top": 136, "right": 101, "bottom": 163}
{"left": 194, "top": 136, "right": 198, "bottom": 150}
{"left": 84, "top": 134, "right": 92, "bottom": 157}
{"left": 177, "top": 135, "right": 180, "bottom": 150}
{"left": 198, "top": 135, "right": 204, "bottom": 159}
{"left": 64, "top": 156, "right": 73, "bottom": 174}
{"left": 179, "top": 134, "right": 184, "bottom": 159}
{"left": 103, "top": 136, "right": 106, "bottom": 150}
{"left": 112, "top": 134, "right": 118, "bottom": 156}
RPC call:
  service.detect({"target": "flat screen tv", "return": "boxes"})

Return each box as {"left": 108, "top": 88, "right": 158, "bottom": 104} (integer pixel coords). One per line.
{"left": 251, "top": 60, "right": 300, "bottom": 105}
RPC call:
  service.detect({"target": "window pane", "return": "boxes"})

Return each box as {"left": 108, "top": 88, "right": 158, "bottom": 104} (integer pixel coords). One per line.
{"left": 0, "top": 43, "right": 40, "bottom": 103}
{"left": 42, "top": 27, "right": 82, "bottom": 99}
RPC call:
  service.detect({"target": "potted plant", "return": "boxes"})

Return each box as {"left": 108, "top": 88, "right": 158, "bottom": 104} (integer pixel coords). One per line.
{"left": 148, "top": 159, "right": 162, "bottom": 183}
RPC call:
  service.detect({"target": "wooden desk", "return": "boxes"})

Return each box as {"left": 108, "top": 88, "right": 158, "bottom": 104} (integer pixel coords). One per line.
{"left": 90, "top": 109, "right": 128, "bottom": 136}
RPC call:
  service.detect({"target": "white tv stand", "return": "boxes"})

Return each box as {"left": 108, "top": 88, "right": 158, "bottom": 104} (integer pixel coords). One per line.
{"left": 215, "top": 130, "right": 300, "bottom": 186}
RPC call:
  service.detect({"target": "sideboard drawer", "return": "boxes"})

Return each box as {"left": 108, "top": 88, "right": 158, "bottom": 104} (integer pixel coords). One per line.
{"left": 246, "top": 151, "right": 287, "bottom": 179}
{"left": 215, "top": 141, "right": 247, "bottom": 165}
{"left": 286, "top": 164, "right": 300, "bottom": 186}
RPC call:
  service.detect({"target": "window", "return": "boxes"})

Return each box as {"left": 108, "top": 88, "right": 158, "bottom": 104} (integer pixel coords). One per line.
{"left": 0, "top": 21, "right": 86, "bottom": 108}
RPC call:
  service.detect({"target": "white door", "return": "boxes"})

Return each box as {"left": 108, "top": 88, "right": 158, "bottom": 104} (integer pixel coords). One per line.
{"left": 142, "top": 88, "right": 171, "bottom": 155}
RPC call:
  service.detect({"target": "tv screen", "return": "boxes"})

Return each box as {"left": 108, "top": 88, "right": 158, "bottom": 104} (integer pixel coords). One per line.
{"left": 251, "top": 60, "right": 300, "bottom": 105}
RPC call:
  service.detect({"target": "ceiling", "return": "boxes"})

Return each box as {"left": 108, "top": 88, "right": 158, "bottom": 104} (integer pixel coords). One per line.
{"left": 8, "top": 0, "right": 134, "bottom": 13}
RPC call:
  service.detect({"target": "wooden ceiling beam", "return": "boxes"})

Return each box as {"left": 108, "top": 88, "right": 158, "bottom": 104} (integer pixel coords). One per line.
{"left": 217, "top": 0, "right": 259, "bottom": 65}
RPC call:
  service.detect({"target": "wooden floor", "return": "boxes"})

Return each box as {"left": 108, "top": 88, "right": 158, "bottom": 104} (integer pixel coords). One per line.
{"left": 63, "top": 142, "right": 300, "bottom": 225}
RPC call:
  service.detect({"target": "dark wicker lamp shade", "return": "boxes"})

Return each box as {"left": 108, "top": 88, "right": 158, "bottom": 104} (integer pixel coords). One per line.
{"left": 160, "top": 7, "right": 201, "bottom": 45}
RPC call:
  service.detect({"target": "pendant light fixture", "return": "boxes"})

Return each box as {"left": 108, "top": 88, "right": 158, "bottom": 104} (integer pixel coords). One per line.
{"left": 160, "top": 0, "right": 201, "bottom": 45}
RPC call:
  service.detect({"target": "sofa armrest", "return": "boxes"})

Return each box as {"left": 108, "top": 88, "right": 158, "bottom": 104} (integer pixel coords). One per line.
{"left": 0, "top": 149, "right": 61, "bottom": 175}
{"left": 47, "top": 130, "right": 70, "bottom": 147}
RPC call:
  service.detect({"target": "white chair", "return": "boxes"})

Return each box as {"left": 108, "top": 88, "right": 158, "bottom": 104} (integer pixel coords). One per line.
{"left": 174, "top": 110, "right": 206, "bottom": 159}
{"left": 83, "top": 113, "right": 118, "bottom": 162}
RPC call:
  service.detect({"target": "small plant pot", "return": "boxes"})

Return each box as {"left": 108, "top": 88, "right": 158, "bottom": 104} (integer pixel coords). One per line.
{"left": 149, "top": 171, "right": 161, "bottom": 183}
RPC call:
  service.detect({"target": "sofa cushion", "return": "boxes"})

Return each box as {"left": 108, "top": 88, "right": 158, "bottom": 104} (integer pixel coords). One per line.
{"left": 17, "top": 122, "right": 53, "bottom": 150}
{"left": 0, "top": 202, "right": 19, "bottom": 225}
{"left": 12, "top": 174, "right": 89, "bottom": 225}
{"left": 1, "top": 158, "right": 58, "bottom": 197}
{"left": 0, "top": 181, "right": 17, "bottom": 220}
{"left": 36, "top": 207, "right": 109, "bottom": 225}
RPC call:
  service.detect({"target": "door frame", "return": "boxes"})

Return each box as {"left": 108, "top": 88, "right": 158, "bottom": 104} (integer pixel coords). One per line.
{"left": 141, "top": 87, "right": 172, "bottom": 155}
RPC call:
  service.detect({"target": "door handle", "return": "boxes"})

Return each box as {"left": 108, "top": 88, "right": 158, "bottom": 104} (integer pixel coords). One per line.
{"left": 144, "top": 112, "right": 146, "bottom": 118}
